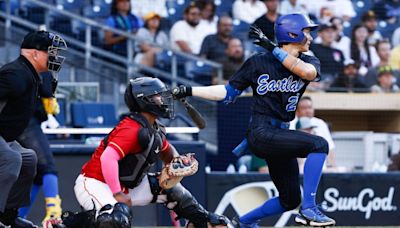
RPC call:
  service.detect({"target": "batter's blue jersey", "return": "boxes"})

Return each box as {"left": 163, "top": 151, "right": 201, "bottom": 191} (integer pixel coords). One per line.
{"left": 229, "top": 52, "right": 321, "bottom": 122}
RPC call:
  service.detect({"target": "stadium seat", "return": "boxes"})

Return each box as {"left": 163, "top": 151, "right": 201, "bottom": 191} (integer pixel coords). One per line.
{"left": 214, "top": 0, "right": 234, "bottom": 16}
{"left": 0, "top": 0, "right": 20, "bottom": 15}
{"left": 70, "top": 102, "right": 117, "bottom": 128}
{"left": 185, "top": 60, "right": 214, "bottom": 85}
{"left": 83, "top": 4, "right": 110, "bottom": 19}
{"left": 50, "top": 15, "right": 74, "bottom": 36}
{"left": 55, "top": 0, "right": 85, "bottom": 13}
{"left": 55, "top": 98, "right": 67, "bottom": 127}
{"left": 166, "top": 0, "right": 190, "bottom": 23}
{"left": 232, "top": 19, "right": 250, "bottom": 41}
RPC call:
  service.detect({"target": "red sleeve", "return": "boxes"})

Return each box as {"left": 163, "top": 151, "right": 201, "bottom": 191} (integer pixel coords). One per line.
{"left": 160, "top": 138, "right": 170, "bottom": 154}
{"left": 108, "top": 122, "right": 142, "bottom": 158}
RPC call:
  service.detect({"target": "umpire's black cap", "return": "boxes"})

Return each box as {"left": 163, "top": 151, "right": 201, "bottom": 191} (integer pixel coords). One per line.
{"left": 20, "top": 30, "right": 53, "bottom": 51}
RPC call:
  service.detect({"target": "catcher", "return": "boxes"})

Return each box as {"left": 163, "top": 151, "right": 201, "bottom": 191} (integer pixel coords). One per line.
{"left": 72, "top": 77, "right": 230, "bottom": 228}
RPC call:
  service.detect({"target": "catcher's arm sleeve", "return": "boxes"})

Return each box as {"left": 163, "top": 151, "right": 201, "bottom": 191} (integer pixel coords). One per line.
{"left": 100, "top": 146, "right": 123, "bottom": 194}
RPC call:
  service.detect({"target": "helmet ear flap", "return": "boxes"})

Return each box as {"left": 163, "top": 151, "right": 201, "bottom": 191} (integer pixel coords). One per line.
{"left": 124, "top": 83, "right": 141, "bottom": 112}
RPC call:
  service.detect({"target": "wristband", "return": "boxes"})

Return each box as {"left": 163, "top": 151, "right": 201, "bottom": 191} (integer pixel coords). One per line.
{"left": 272, "top": 48, "right": 288, "bottom": 63}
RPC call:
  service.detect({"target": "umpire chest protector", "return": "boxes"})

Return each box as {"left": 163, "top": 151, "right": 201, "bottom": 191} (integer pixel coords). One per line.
{"left": 104, "top": 113, "right": 166, "bottom": 189}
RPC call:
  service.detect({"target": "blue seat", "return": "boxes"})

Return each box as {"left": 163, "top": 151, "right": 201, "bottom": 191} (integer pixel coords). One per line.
{"left": 71, "top": 102, "right": 117, "bottom": 128}
{"left": 55, "top": 98, "right": 67, "bottom": 127}
{"left": 166, "top": 0, "right": 190, "bottom": 23}
{"left": 232, "top": 19, "right": 250, "bottom": 41}
{"left": 0, "top": 0, "right": 20, "bottom": 14}
{"left": 215, "top": 0, "right": 234, "bottom": 16}
{"left": 83, "top": 4, "right": 110, "bottom": 19}
{"left": 186, "top": 60, "right": 214, "bottom": 85}
{"left": 50, "top": 15, "right": 73, "bottom": 36}
{"left": 56, "top": 0, "right": 85, "bottom": 13}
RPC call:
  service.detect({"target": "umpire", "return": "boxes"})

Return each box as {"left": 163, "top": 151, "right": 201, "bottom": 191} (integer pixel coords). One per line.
{"left": 0, "top": 30, "right": 67, "bottom": 228}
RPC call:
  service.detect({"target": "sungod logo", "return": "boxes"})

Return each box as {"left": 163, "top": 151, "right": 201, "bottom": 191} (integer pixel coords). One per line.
{"left": 256, "top": 74, "right": 305, "bottom": 95}
{"left": 322, "top": 187, "right": 397, "bottom": 219}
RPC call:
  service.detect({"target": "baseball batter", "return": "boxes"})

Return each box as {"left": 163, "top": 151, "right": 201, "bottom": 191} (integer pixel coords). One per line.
{"left": 173, "top": 13, "right": 336, "bottom": 227}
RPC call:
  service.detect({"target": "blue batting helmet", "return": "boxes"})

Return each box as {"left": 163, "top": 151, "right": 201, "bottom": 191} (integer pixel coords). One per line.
{"left": 275, "top": 14, "right": 318, "bottom": 44}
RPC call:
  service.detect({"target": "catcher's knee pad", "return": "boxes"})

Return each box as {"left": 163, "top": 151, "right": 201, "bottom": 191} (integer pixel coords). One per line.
{"left": 95, "top": 203, "right": 132, "bottom": 228}
{"left": 165, "top": 184, "right": 215, "bottom": 228}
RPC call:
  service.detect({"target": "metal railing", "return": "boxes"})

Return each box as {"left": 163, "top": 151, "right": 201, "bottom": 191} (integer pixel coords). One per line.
{"left": 2, "top": 0, "right": 224, "bottom": 87}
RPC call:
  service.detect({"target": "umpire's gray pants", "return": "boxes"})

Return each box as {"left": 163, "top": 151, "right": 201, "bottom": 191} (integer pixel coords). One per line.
{"left": 0, "top": 135, "right": 37, "bottom": 212}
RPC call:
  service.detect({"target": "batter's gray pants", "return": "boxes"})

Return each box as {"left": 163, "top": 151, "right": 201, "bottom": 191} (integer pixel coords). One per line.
{"left": 0, "top": 136, "right": 37, "bottom": 212}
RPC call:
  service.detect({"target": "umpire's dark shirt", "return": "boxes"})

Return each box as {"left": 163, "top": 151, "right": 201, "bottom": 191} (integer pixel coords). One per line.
{"left": 0, "top": 55, "right": 41, "bottom": 142}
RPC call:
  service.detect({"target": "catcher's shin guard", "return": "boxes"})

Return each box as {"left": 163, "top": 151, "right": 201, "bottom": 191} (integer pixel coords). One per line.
{"left": 165, "top": 184, "right": 230, "bottom": 228}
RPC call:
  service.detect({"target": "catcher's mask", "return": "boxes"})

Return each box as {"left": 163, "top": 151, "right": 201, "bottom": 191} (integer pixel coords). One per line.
{"left": 124, "top": 77, "right": 174, "bottom": 119}
{"left": 21, "top": 30, "right": 67, "bottom": 73}
{"left": 47, "top": 32, "right": 67, "bottom": 73}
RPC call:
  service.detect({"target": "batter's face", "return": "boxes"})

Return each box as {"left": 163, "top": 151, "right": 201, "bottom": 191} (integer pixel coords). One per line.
{"left": 296, "top": 99, "right": 314, "bottom": 118}
{"left": 291, "top": 28, "right": 313, "bottom": 52}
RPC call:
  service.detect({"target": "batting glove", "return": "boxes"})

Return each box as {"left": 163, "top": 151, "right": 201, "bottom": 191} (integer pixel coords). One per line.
{"left": 172, "top": 85, "right": 192, "bottom": 99}
{"left": 249, "top": 25, "right": 277, "bottom": 52}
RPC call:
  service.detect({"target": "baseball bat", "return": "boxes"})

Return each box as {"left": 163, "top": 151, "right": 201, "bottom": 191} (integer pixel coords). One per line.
{"left": 179, "top": 98, "right": 206, "bottom": 129}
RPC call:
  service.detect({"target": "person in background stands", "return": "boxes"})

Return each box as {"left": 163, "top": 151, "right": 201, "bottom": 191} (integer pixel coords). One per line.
{"left": 104, "top": 0, "right": 143, "bottom": 57}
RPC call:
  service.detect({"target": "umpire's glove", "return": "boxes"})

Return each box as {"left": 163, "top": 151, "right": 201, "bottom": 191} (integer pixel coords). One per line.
{"left": 249, "top": 25, "right": 277, "bottom": 52}
{"left": 172, "top": 85, "right": 192, "bottom": 99}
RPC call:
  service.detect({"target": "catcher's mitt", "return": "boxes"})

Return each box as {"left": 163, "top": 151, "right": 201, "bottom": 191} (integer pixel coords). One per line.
{"left": 159, "top": 153, "right": 199, "bottom": 189}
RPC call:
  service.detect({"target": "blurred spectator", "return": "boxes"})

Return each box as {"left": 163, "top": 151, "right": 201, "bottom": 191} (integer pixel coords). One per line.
{"left": 279, "top": 0, "right": 308, "bottom": 15}
{"left": 328, "top": 59, "right": 367, "bottom": 92}
{"left": 104, "top": 0, "right": 143, "bottom": 56}
{"left": 232, "top": 0, "right": 267, "bottom": 24}
{"left": 390, "top": 44, "right": 400, "bottom": 70}
{"left": 314, "top": 16, "right": 351, "bottom": 61}
{"left": 391, "top": 27, "right": 400, "bottom": 47}
{"left": 361, "top": 11, "right": 382, "bottom": 46}
{"left": 330, "top": 16, "right": 351, "bottom": 60}
{"left": 295, "top": 117, "right": 318, "bottom": 173}
{"left": 310, "top": 23, "right": 345, "bottom": 90}
{"left": 387, "top": 153, "right": 400, "bottom": 171}
{"left": 364, "top": 39, "right": 400, "bottom": 87}
{"left": 213, "top": 38, "right": 244, "bottom": 84}
{"left": 200, "top": 16, "right": 233, "bottom": 61}
{"left": 170, "top": 4, "right": 207, "bottom": 54}
{"left": 303, "top": 0, "right": 355, "bottom": 22}
{"left": 290, "top": 96, "right": 337, "bottom": 170}
{"left": 370, "top": 66, "right": 400, "bottom": 93}
{"left": 134, "top": 12, "right": 169, "bottom": 67}
{"left": 196, "top": 0, "right": 217, "bottom": 35}
{"left": 350, "top": 24, "right": 379, "bottom": 76}
{"left": 130, "top": 0, "right": 168, "bottom": 18}
{"left": 252, "top": 0, "right": 280, "bottom": 40}
{"left": 318, "top": 7, "right": 334, "bottom": 24}
{"left": 250, "top": 155, "right": 268, "bottom": 173}
{"left": 372, "top": 0, "right": 400, "bottom": 22}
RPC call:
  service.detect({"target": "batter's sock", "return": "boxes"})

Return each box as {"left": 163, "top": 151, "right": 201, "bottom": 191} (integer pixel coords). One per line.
{"left": 18, "top": 184, "right": 41, "bottom": 218}
{"left": 43, "top": 174, "right": 58, "bottom": 198}
{"left": 240, "top": 197, "right": 286, "bottom": 224}
{"left": 302, "top": 153, "right": 326, "bottom": 209}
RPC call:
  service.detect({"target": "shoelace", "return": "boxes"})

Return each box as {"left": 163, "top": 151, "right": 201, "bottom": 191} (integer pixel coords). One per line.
{"left": 312, "top": 204, "right": 328, "bottom": 217}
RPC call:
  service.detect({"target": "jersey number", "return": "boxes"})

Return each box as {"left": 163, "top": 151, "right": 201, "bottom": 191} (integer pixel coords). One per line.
{"left": 286, "top": 95, "right": 299, "bottom": 112}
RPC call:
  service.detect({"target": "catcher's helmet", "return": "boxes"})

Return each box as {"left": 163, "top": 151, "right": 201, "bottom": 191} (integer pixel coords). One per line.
{"left": 274, "top": 13, "right": 318, "bottom": 45}
{"left": 124, "top": 77, "right": 174, "bottom": 119}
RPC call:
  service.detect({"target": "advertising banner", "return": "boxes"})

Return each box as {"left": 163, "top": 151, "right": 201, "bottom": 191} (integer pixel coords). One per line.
{"left": 207, "top": 173, "right": 400, "bottom": 226}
